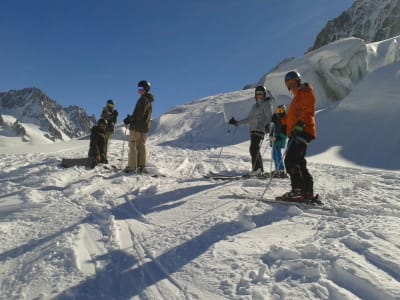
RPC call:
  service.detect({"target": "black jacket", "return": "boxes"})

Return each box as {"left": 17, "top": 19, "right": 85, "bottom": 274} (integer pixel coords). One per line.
{"left": 101, "top": 107, "right": 118, "bottom": 133}
{"left": 88, "top": 126, "right": 107, "bottom": 163}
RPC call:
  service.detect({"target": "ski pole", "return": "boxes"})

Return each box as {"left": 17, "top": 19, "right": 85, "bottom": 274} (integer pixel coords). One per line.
{"left": 259, "top": 137, "right": 275, "bottom": 199}
{"left": 133, "top": 124, "right": 138, "bottom": 172}
{"left": 119, "top": 125, "right": 128, "bottom": 169}
{"left": 213, "top": 125, "right": 235, "bottom": 170}
{"left": 259, "top": 136, "right": 295, "bottom": 199}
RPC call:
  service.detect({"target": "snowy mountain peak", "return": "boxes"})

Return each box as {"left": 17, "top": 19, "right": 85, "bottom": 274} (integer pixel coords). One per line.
{"left": 0, "top": 87, "right": 95, "bottom": 142}
{"left": 310, "top": 0, "right": 400, "bottom": 51}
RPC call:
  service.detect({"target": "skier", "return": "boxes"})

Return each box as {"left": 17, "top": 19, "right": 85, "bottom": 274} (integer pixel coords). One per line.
{"left": 269, "top": 105, "right": 288, "bottom": 178}
{"left": 229, "top": 85, "right": 273, "bottom": 175}
{"left": 277, "top": 71, "right": 316, "bottom": 202}
{"left": 123, "top": 80, "right": 154, "bottom": 173}
{"left": 100, "top": 99, "right": 118, "bottom": 158}
{"left": 88, "top": 118, "right": 108, "bottom": 168}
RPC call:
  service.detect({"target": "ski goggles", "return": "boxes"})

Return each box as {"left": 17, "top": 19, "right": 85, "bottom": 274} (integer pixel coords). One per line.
{"left": 276, "top": 108, "right": 285, "bottom": 114}
{"left": 255, "top": 91, "right": 265, "bottom": 96}
{"left": 138, "top": 86, "right": 145, "bottom": 92}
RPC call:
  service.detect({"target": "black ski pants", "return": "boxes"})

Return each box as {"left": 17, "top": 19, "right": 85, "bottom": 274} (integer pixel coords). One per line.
{"left": 249, "top": 131, "right": 264, "bottom": 172}
{"left": 284, "top": 137, "right": 313, "bottom": 193}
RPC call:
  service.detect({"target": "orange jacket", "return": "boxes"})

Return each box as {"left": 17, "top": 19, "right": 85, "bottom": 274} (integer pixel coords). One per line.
{"left": 283, "top": 83, "right": 316, "bottom": 139}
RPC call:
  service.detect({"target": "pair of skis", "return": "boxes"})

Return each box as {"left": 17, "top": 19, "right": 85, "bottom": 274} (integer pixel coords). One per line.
{"left": 206, "top": 171, "right": 330, "bottom": 210}
{"left": 230, "top": 192, "right": 333, "bottom": 211}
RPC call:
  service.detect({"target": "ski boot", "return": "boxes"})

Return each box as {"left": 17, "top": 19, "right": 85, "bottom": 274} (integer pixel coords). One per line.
{"left": 276, "top": 189, "right": 305, "bottom": 202}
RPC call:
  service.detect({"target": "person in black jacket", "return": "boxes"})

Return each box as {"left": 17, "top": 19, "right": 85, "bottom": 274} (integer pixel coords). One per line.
{"left": 100, "top": 99, "right": 118, "bottom": 158}
{"left": 123, "top": 80, "right": 154, "bottom": 173}
{"left": 88, "top": 118, "right": 108, "bottom": 168}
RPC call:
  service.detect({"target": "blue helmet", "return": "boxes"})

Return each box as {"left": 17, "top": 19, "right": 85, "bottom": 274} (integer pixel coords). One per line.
{"left": 284, "top": 71, "right": 301, "bottom": 82}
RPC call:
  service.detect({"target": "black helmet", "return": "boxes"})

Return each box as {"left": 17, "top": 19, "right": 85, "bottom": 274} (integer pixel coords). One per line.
{"left": 276, "top": 104, "right": 286, "bottom": 115}
{"left": 138, "top": 80, "right": 151, "bottom": 91}
{"left": 284, "top": 71, "right": 301, "bottom": 82}
{"left": 106, "top": 99, "right": 114, "bottom": 105}
{"left": 97, "top": 118, "right": 108, "bottom": 126}
{"left": 255, "top": 85, "right": 266, "bottom": 95}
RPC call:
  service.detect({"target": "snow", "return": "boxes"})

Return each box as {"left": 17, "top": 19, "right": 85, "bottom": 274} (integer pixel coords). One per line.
{"left": 1, "top": 36, "right": 400, "bottom": 299}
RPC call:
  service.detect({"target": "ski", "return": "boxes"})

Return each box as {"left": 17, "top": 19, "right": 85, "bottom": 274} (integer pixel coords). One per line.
{"left": 102, "top": 165, "right": 165, "bottom": 177}
{"left": 205, "top": 171, "right": 271, "bottom": 181}
{"left": 60, "top": 157, "right": 92, "bottom": 168}
{"left": 229, "top": 192, "right": 334, "bottom": 211}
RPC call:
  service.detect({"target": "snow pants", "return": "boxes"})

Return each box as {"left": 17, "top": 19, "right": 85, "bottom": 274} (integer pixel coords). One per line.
{"left": 272, "top": 144, "right": 284, "bottom": 171}
{"left": 127, "top": 130, "right": 147, "bottom": 170}
{"left": 104, "top": 132, "right": 112, "bottom": 158}
{"left": 249, "top": 132, "right": 264, "bottom": 172}
{"left": 284, "top": 137, "right": 313, "bottom": 193}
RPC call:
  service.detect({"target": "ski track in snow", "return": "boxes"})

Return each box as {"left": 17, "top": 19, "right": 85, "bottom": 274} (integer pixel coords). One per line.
{"left": 0, "top": 139, "right": 400, "bottom": 300}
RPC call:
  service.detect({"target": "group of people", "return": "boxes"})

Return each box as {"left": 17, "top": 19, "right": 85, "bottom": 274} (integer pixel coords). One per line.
{"left": 87, "top": 71, "right": 316, "bottom": 202}
{"left": 87, "top": 80, "right": 154, "bottom": 173}
{"left": 229, "top": 71, "right": 316, "bottom": 202}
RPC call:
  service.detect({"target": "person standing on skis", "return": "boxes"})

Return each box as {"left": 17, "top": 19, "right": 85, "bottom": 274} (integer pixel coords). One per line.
{"left": 123, "top": 80, "right": 154, "bottom": 173}
{"left": 278, "top": 71, "right": 316, "bottom": 202}
{"left": 269, "top": 105, "right": 288, "bottom": 178}
{"left": 229, "top": 85, "right": 273, "bottom": 175}
{"left": 100, "top": 99, "right": 118, "bottom": 158}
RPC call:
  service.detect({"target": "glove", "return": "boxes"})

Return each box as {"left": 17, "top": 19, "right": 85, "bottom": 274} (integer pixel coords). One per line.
{"left": 292, "top": 121, "right": 305, "bottom": 134}
{"left": 265, "top": 124, "right": 270, "bottom": 134}
{"left": 123, "top": 114, "right": 130, "bottom": 125}
{"left": 269, "top": 136, "right": 276, "bottom": 147}
{"left": 229, "top": 117, "right": 238, "bottom": 126}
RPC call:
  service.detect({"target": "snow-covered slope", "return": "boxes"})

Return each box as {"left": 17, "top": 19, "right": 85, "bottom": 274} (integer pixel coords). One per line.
{"left": 1, "top": 126, "right": 400, "bottom": 299}
{"left": 151, "top": 36, "right": 400, "bottom": 170}
{"left": 1, "top": 34, "right": 400, "bottom": 300}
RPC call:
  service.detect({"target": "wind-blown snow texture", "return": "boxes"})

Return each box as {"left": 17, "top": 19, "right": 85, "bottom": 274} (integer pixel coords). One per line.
{"left": 1, "top": 37, "right": 400, "bottom": 299}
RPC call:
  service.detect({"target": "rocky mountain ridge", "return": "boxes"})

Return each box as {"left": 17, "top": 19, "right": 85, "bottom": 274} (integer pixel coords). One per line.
{"left": 310, "top": 0, "right": 400, "bottom": 51}
{"left": 0, "top": 88, "right": 95, "bottom": 141}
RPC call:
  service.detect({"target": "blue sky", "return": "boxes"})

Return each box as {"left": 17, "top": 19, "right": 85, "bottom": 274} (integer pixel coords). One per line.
{"left": 0, "top": 0, "right": 353, "bottom": 119}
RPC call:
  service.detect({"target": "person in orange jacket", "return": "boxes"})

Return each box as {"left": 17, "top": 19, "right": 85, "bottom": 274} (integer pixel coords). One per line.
{"left": 277, "top": 71, "right": 317, "bottom": 202}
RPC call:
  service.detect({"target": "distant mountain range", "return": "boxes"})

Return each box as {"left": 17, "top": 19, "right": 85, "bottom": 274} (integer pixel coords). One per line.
{"left": 309, "top": 0, "right": 400, "bottom": 51}
{"left": 0, "top": 88, "right": 95, "bottom": 141}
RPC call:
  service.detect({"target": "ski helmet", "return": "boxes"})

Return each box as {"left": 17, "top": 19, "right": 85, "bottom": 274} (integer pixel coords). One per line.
{"left": 255, "top": 85, "right": 266, "bottom": 95}
{"left": 276, "top": 104, "right": 286, "bottom": 115}
{"left": 106, "top": 99, "right": 114, "bottom": 105}
{"left": 97, "top": 118, "right": 108, "bottom": 126}
{"left": 138, "top": 80, "right": 151, "bottom": 92}
{"left": 284, "top": 71, "right": 301, "bottom": 82}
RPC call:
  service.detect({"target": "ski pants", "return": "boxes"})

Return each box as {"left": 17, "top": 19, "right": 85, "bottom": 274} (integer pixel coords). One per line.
{"left": 249, "top": 132, "right": 264, "bottom": 172}
{"left": 272, "top": 144, "right": 285, "bottom": 171}
{"left": 284, "top": 137, "right": 313, "bottom": 193}
{"left": 127, "top": 130, "right": 147, "bottom": 170}
{"left": 104, "top": 132, "right": 112, "bottom": 157}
